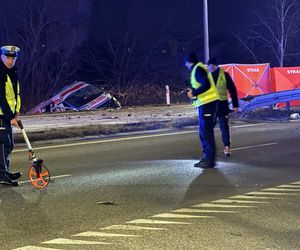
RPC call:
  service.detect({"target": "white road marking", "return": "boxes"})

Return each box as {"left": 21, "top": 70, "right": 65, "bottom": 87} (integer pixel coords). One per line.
{"left": 263, "top": 188, "right": 300, "bottom": 192}
{"left": 229, "top": 195, "right": 282, "bottom": 200}
{"left": 14, "top": 247, "right": 63, "bottom": 250}
{"left": 103, "top": 225, "right": 168, "bottom": 231}
{"left": 127, "top": 219, "right": 191, "bottom": 225}
{"left": 247, "top": 192, "right": 299, "bottom": 196}
{"left": 152, "top": 213, "right": 215, "bottom": 219}
{"left": 277, "top": 185, "right": 300, "bottom": 188}
{"left": 13, "top": 123, "right": 268, "bottom": 153}
{"left": 172, "top": 208, "right": 237, "bottom": 213}
{"left": 212, "top": 199, "right": 268, "bottom": 204}
{"left": 232, "top": 142, "right": 278, "bottom": 151}
{"left": 13, "top": 131, "right": 198, "bottom": 152}
{"left": 42, "top": 238, "right": 111, "bottom": 245}
{"left": 18, "top": 174, "right": 72, "bottom": 184}
{"left": 193, "top": 203, "right": 257, "bottom": 208}
{"left": 73, "top": 231, "right": 140, "bottom": 237}
{"left": 233, "top": 123, "right": 267, "bottom": 128}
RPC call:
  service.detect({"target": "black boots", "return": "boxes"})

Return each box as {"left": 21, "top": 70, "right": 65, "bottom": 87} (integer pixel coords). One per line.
{"left": 0, "top": 172, "right": 22, "bottom": 186}
{"left": 194, "top": 159, "right": 215, "bottom": 169}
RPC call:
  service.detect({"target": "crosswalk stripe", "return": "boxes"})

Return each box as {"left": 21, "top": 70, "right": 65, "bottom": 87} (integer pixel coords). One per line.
{"left": 13, "top": 247, "right": 63, "bottom": 250}
{"left": 277, "top": 185, "right": 300, "bottom": 188}
{"left": 212, "top": 199, "right": 268, "bottom": 204}
{"left": 42, "top": 238, "right": 111, "bottom": 245}
{"left": 229, "top": 195, "right": 282, "bottom": 200}
{"left": 73, "top": 231, "right": 140, "bottom": 237}
{"left": 247, "top": 192, "right": 299, "bottom": 196}
{"left": 152, "top": 213, "right": 215, "bottom": 219}
{"left": 263, "top": 188, "right": 300, "bottom": 192}
{"left": 193, "top": 203, "right": 257, "bottom": 208}
{"left": 127, "top": 219, "right": 191, "bottom": 225}
{"left": 172, "top": 208, "right": 237, "bottom": 213}
{"left": 290, "top": 181, "right": 300, "bottom": 185}
{"left": 103, "top": 225, "right": 168, "bottom": 231}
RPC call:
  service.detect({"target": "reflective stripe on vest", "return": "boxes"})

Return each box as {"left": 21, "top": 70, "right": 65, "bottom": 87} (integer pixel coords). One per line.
{"left": 190, "top": 62, "right": 219, "bottom": 107}
{"left": 0, "top": 75, "right": 21, "bottom": 115}
{"left": 216, "top": 68, "right": 228, "bottom": 101}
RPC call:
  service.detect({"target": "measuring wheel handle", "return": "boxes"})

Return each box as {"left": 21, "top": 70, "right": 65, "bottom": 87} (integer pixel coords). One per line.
{"left": 18, "top": 119, "right": 51, "bottom": 189}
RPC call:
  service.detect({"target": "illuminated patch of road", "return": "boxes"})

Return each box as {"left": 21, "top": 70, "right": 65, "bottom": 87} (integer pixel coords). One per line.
{"left": 13, "top": 181, "right": 300, "bottom": 249}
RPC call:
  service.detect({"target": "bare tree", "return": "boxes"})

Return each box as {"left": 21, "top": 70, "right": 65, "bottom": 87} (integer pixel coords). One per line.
{"left": 237, "top": 0, "right": 300, "bottom": 66}
{"left": 0, "top": 0, "right": 91, "bottom": 111}
{"left": 81, "top": 3, "right": 201, "bottom": 106}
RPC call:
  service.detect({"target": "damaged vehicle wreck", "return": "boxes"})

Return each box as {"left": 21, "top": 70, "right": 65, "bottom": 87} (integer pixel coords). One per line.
{"left": 27, "top": 81, "right": 121, "bottom": 114}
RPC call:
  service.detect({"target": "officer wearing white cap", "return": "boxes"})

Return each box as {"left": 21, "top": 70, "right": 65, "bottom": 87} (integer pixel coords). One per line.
{"left": 0, "top": 45, "right": 22, "bottom": 186}
{"left": 1, "top": 45, "right": 20, "bottom": 58}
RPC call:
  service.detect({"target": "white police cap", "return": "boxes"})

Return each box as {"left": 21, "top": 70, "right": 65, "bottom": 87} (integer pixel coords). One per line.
{"left": 1, "top": 45, "right": 20, "bottom": 57}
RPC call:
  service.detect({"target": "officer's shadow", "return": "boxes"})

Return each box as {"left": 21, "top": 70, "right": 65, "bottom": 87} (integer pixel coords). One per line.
{"left": 180, "top": 167, "right": 231, "bottom": 207}
{"left": 0, "top": 187, "right": 51, "bottom": 235}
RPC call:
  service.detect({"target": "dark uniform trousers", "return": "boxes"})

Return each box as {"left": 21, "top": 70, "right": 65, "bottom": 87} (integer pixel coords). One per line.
{"left": 217, "top": 114, "right": 230, "bottom": 147}
{"left": 198, "top": 100, "right": 217, "bottom": 163}
{"left": 0, "top": 118, "right": 14, "bottom": 179}
{"left": 216, "top": 100, "right": 231, "bottom": 147}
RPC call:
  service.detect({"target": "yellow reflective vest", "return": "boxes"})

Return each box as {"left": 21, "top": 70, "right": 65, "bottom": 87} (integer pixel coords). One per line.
{"left": 0, "top": 75, "right": 21, "bottom": 116}
{"left": 190, "top": 62, "right": 219, "bottom": 107}
{"left": 216, "top": 68, "right": 228, "bottom": 101}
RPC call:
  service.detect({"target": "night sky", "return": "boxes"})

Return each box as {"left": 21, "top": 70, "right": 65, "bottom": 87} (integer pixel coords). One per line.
{"left": 89, "top": 0, "right": 258, "bottom": 63}
{"left": 1, "top": 0, "right": 293, "bottom": 64}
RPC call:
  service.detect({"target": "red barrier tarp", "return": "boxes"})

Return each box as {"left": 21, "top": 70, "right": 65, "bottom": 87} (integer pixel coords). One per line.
{"left": 272, "top": 66, "right": 300, "bottom": 106}
{"left": 220, "top": 63, "right": 271, "bottom": 98}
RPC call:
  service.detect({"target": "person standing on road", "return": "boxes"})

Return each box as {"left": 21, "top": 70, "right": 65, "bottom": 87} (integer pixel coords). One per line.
{"left": 185, "top": 53, "right": 219, "bottom": 168}
{"left": 0, "top": 45, "right": 22, "bottom": 186}
{"left": 207, "top": 58, "right": 239, "bottom": 157}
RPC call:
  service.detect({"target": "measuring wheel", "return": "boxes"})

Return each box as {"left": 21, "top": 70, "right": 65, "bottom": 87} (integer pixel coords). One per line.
{"left": 28, "top": 163, "right": 50, "bottom": 189}
{"left": 18, "top": 120, "right": 51, "bottom": 189}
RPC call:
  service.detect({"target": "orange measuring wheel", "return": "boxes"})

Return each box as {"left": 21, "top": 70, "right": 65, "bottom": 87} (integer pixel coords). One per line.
{"left": 28, "top": 163, "right": 50, "bottom": 189}
{"left": 18, "top": 120, "right": 51, "bottom": 189}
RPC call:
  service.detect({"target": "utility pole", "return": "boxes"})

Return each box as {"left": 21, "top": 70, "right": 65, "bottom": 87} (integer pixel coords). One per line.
{"left": 203, "top": 0, "right": 209, "bottom": 63}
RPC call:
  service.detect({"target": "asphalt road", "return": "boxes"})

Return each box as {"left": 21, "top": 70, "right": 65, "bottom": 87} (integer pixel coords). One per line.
{"left": 1, "top": 121, "right": 300, "bottom": 250}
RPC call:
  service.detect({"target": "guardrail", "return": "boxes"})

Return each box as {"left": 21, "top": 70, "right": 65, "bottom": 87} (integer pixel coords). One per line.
{"left": 240, "top": 89, "right": 300, "bottom": 114}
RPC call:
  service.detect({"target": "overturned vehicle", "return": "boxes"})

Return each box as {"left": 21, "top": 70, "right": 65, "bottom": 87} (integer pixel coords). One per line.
{"left": 27, "top": 81, "right": 121, "bottom": 114}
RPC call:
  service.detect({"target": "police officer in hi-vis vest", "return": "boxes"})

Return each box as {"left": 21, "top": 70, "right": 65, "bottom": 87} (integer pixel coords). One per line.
{"left": 0, "top": 45, "right": 22, "bottom": 186}
{"left": 207, "top": 58, "right": 239, "bottom": 157}
{"left": 185, "top": 53, "right": 219, "bottom": 168}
